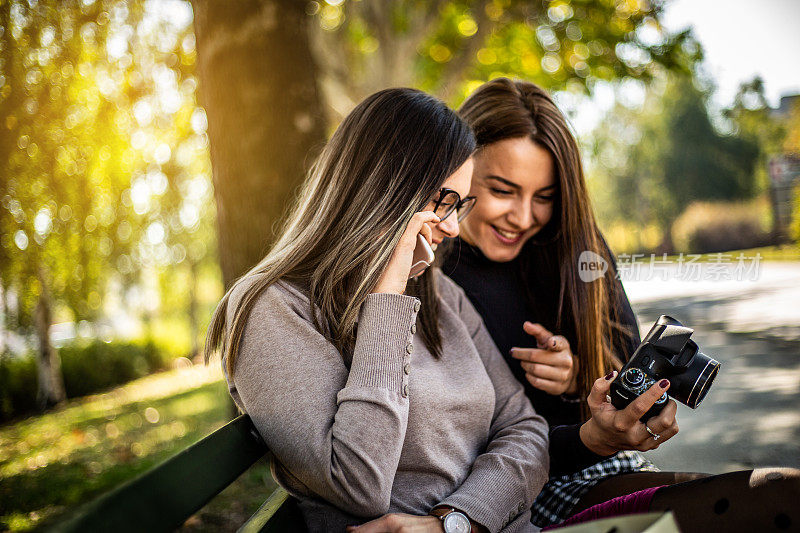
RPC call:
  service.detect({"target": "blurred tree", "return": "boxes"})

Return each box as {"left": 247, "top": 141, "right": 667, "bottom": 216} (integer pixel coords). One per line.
{"left": 724, "top": 77, "right": 787, "bottom": 195}
{"left": 191, "top": 0, "right": 697, "bottom": 289}
{"left": 0, "top": 0, "right": 213, "bottom": 407}
{"left": 309, "top": 0, "right": 698, "bottom": 119}
{"left": 122, "top": 2, "right": 217, "bottom": 356}
{"left": 192, "top": 0, "right": 326, "bottom": 289}
{"left": 589, "top": 74, "right": 759, "bottom": 252}
{"left": 782, "top": 100, "right": 800, "bottom": 244}
{"left": 782, "top": 99, "right": 800, "bottom": 155}
{"left": 0, "top": 0, "right": 145, "bottom": 406}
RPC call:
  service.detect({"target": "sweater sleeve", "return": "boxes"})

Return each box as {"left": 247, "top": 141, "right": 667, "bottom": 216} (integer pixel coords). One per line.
{"left": 229, "top": 283, "right": 419, "bottom": 517}
{"left": 549, "top": 424, "right": 608, "bottom": 477}
{"left": 436, "top": 276, "right": 550, "bottom": 533}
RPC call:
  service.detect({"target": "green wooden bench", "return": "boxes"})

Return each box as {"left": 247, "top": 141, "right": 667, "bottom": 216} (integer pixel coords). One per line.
{"left": 53, "top": 414, "right": 682, "bottom": 533}
{"left": 55, "top": 415, "right": 307, "bottom": 533}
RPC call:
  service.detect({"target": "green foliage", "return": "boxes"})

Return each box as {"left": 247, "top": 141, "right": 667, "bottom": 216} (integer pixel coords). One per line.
{"left": 0, "top": 0, "right": 144, "bottom": 325}
{"left": 724, "top": 77, "right": 788, "bottom": 194}
{"left": 671, "top": 198, "right": 772, "bottom": 254}
{"left": 0, "top": 339, "right": 177, "bottom": 422}
{"left": 310, "top": 0, "right": 698, "bottom": 111}
{"left": 663, "top": 80, "right": 760, "bottom": 204}
{"left": 60, "top": 339, "right": 168, "bottom": 397}
{"left": 0, "top": 0, "right": 216, "bottom": 351}
{"left": 0, "top": 355, "right": 37, "bottom": 422}
{"left": 600, "top": 220, "right": 663, "bottom": 255}
{"left": 589, "top": 74, "right": 761, "bottom": 250}
{"left": 784, "top": 103, "right": 800, "bottom": 244}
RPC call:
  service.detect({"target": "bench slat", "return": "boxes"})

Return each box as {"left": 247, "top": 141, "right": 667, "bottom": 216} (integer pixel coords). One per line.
{"left": 55, "top": 414, "right": 268, "bottom": 533}
{"left": 238, "top": 487, "right": 307, "bottom": 533}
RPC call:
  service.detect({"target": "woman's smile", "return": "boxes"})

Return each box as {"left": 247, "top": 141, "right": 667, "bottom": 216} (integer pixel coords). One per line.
{"left": 490, "top": 225, "right": 526, "bottom": 244}
{"left": 460, "top": 137, "right": 557, "bottom": 262}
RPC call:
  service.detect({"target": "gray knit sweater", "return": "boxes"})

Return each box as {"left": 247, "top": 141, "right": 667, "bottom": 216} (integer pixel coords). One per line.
{"left": 224, "top": 271, "right": 549, "bottom": 532}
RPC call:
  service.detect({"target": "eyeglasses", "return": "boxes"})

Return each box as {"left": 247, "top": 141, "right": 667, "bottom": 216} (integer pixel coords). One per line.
{"left": 433, "top": 188, "right": 477, "bottom": 222}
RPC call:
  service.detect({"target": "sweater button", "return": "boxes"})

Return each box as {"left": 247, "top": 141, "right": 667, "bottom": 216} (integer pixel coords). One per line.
{"left": 410, "top": 323, "right": 417, "bottom": 334}
{"left": 405, "top": 343, "right": 414, "bottom": 354}
{"left": 403, "top": 362, "right": 411, "bottom": 375}
{"left": 402, "top": 383, "right": 409, "bottom": 397}
{"left": 413, "top": 300, "right": 421, "bottom": 312}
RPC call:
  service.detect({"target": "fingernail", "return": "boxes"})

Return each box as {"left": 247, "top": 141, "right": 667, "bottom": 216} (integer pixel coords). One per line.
{"left": 605, "top": 371, "right": 614, "bottom": 380}
{"left": 659, "top": 379, "right": 670, "bottom": 389}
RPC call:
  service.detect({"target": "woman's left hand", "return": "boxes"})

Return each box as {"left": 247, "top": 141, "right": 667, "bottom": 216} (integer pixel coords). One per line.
{"left": 346, "top": 513, "right": 443, "bottom": 532}
{"left": 510, "top": 322, "right": 578, "bottom": 396}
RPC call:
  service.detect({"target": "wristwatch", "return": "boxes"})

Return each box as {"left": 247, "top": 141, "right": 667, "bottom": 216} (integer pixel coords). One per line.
{"left": 429, "top": 507, "right": 473, "bottom": 533}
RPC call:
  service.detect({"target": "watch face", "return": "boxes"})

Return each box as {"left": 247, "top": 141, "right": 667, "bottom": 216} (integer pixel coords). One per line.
{"left": 443, "top": 512, "right": 471, "bottom": 533}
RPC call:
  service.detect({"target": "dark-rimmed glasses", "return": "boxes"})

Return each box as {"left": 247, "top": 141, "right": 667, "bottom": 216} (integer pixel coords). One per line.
{"left": 433, "top": 188, "right": 477, "bottom": 222}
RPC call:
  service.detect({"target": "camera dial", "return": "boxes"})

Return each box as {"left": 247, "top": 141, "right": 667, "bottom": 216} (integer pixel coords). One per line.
{"left": 622, "top": 368, "right": 645, "bottom": 388}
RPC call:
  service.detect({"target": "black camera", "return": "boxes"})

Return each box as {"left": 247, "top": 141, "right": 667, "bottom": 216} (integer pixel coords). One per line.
{"left": 610, "top": 315, "right": 720, "bottom": 421}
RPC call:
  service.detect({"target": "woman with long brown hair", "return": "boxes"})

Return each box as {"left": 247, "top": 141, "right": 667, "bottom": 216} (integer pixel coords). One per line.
{"left": 205, "top": 87, "right": 550, "bottom": 533}
{"left": 442, "top": 77, "right": 800, "bottom": 531}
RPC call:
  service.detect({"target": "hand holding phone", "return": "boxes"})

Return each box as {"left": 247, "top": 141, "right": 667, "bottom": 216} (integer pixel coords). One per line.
{"left": 409, "top": 234, "right": 435, "bottom": 279}
{"left": 372, "top": 211, "right": 439, "bottom": 295}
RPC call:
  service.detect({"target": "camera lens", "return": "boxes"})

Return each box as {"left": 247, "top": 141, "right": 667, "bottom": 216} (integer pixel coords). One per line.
{"left": 686, "top": 353, "right": 720, "bottom": 408}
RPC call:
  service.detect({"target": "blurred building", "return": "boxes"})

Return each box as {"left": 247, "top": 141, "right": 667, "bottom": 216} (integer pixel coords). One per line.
{"left": 768, "top": 94, "right": 800, "bottom": 240}
{"left": 772, "top": 94, "right": 800, "bottom": 119}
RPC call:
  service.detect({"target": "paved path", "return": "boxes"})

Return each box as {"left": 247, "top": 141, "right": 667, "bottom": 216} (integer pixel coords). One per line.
{"left": 622, "top": 262, "right": 800, "bottom": 473}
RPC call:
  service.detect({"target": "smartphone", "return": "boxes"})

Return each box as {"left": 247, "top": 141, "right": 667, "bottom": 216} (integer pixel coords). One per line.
{"left": 409, "top": 234, "right": 435, "bottom": 279}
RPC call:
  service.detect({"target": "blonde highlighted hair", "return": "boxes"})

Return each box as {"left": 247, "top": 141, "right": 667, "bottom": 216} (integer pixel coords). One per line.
{"left": 205, "top": 88, "right": 475, "bottom": 377}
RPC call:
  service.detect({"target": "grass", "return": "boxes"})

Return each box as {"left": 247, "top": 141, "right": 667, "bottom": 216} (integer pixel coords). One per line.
{"left": 0, "top": 363, "right": 275, "bottom": 532}
{"left": 722, "top": 243, "right": 800, "bottom": 261}
{"left": 631, "top": 243, "right": 800, "bottom": 263}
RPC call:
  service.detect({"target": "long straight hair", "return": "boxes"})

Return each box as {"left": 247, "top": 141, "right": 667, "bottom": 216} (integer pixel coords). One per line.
{"left": 205, "top": 88, "right": 475, "bottom": 378}
{"left": 458, "top": 78, "right": 631, "bottom": 418}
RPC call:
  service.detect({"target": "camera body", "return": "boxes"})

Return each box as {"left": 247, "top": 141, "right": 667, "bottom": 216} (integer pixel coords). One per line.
{"left": 610, "top": 315, "right": 720, "bottom": 421}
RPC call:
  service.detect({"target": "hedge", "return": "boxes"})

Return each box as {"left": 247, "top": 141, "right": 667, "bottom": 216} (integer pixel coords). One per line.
{"left": 0, "top": 339, "right": 176, "bottom": 422}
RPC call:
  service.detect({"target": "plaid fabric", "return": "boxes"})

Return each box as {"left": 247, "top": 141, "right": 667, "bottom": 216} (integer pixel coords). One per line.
{"left": 530, "top": 450, "right": 659, "bottom": 528}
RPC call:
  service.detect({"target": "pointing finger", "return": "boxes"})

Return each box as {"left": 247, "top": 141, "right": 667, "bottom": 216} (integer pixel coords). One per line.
{"left": 520, "top": 360, "right": 570, "bottom": 382}
{"left": 523, "top": 322, "right": 554, "bottom": 347}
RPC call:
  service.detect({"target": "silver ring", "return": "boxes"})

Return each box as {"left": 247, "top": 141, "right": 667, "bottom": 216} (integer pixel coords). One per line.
{"left": 645, "top": 425, "right": 661, "bottom": 441}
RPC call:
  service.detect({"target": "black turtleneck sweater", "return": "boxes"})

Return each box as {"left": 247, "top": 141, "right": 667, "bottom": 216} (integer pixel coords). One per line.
{"left": 441, "top": 237, "right": 640, "bottom": 477}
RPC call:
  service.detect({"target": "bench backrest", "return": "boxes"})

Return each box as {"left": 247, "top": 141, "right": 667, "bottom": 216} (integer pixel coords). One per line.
{"left": 55, "top": 415, "right": 275, "bottom": 532}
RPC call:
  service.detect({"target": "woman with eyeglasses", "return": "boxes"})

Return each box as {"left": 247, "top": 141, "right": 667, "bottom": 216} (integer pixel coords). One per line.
{"left": 205, "top": 88, "right": 549, "bottom": 533}
{"left": 440, "top": 77, "right": 800, "bottom": 532}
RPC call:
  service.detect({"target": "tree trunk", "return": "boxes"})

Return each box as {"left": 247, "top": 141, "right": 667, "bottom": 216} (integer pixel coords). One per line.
{"left": 192, "top": 0, "right": 327, "bottom": 290}
{"left": 34, "top": 281, "right": 66, "bottom": 409}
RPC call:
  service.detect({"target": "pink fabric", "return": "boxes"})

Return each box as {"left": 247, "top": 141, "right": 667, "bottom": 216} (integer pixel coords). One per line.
{"left": 542, "top": 485, "right": 667, "bottom": 530}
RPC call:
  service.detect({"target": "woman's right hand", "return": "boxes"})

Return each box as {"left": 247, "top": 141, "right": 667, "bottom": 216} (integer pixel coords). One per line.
{"left": 579, "top": 371, "right": 680, "bottom": 456}
{"left": 372, "top": 211, "right": 440, "bottom": 295}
